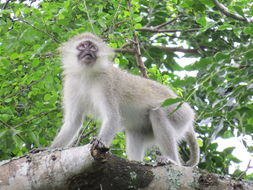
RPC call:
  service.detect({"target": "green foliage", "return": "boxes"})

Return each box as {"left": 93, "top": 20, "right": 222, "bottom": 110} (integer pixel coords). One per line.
{"left": 0, "top": 0, "right": 252, "bottom": 178}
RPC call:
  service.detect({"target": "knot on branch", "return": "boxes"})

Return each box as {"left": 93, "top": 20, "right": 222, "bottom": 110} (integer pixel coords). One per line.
{"left": 198, "top": 173, "right": 218, "bottom": 187}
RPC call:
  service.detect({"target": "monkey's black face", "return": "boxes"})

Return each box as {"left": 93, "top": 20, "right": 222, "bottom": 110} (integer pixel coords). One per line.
{"left": 76, "top": 40, "right": 98, "bottom": 64}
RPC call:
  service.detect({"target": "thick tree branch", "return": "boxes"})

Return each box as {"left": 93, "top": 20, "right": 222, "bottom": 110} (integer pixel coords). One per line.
{"left": 1, "top": 145, "right": 253, "bottom": 190}
{"left": 212, "top": 0, "right": 253, "bottom": 23}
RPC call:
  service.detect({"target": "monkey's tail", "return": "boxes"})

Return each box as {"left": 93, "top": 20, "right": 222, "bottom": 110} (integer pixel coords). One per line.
{"left": 184, "top": 131, "right": 200, "bottom": 167}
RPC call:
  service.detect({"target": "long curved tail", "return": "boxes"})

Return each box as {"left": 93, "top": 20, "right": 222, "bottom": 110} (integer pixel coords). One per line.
{"left": 184, "top": 130, "right": 200, "bottom": 167}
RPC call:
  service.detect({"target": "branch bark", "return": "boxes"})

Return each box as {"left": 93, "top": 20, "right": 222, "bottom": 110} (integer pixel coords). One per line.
{"left": 212, "top": 0, "right": 253, "bottom": 23}
{"left": 1, "top": 145, "right": 253, "bottom": 190}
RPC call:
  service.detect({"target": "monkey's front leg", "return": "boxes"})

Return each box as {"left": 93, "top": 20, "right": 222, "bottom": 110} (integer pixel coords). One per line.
{"left": 51, "top": 99, "right": 85, "bottom": 148}
{"left": 97, "top": 114, "right": 121, "bottom": 147}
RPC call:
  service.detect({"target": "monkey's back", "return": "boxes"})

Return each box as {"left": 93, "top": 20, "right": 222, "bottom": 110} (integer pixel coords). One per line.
{"left": 111, "top": 66, "right": 177, "bottom": 107}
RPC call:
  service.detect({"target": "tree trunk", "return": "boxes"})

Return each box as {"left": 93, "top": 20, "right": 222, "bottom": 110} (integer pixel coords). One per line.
{"left": 0, "top": 144, "right": 252, "bottom": 190}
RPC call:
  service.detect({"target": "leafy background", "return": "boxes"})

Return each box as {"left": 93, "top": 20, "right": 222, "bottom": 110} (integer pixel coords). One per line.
{"left": 0, "top": 0, "right": 252, "bottom": 179}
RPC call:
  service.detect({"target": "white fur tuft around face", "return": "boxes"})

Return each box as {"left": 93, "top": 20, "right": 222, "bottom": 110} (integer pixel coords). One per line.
{"left": 59, "top": 32, "right": 114, "bottom": 74}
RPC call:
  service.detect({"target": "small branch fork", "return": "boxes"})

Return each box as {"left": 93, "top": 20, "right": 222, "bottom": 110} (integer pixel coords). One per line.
{"left": 212, "top": 0, "right": 253, "bottom": 23}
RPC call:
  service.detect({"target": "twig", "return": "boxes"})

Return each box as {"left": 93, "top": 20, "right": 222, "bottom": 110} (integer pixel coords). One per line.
{"left": 0, "top": 120, "right": 11, "bottom": 128}
{"left": 115, "top": 48, "right": 135, "bottom": 54}
{"left": 75, "top": 127, "right": 97, "bottom": 146}
{"left": 212, "top": 0, "right": 253, "bottom": 23}
{"left": 16, "top": 18, "right": 60, "bottom": 43}
{"left": 127, "top": 0, "right": 148, "bottom": 78}
{"left": 0, "top": 120, "right": 28, "bottom": 145}
{"left": 115, "top": 46, "right": 200, "bottom": 55}
{"left": 74, "top": 120, "right": 92, "bottom": 146}
{"left": 154, "top": 17, "right": 179, "bottom": 29}
{"left": 133, "top": 32, "right": 148, "bottom": 78}
{"left": 237, "top": 160, "right": 253, "bottom": 180}
{"left": 154, "top": 46, "right": 199, "bottom": 54}
{"left": 3, "top": 0, "right": 11, "bottom": 9}
{"left": 13, "top": 108, "right": 59, "bottom": 128}
{"left": 136, "top": 28, "right": 200, "bottom": 33}
{"left": 83, "top": 0, "right": 95, "bottom": 33}
{"left": 121, "top": 41, "right": 135, "bottom": 49}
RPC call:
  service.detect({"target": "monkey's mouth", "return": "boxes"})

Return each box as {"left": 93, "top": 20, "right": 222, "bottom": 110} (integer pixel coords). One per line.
{"left": 78, "top": 51, "right": 97, "bottom": 64}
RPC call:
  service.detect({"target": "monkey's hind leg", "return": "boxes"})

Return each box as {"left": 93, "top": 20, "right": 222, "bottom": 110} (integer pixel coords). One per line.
{"left": 125, "top": 130, "right": 146, "bottom": 161}
{"left": 149, "top": 108, "right": 181, "bottom": 165}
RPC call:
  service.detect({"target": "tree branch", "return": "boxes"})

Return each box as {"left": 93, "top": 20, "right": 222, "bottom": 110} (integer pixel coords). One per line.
{"left": 154, "top": 17, "right": 179, "bottom": 29}
{"left": 115, "top": 46, "right": 200, "bottom": 55}
{"left": 2, "top": 0, "right": 11, "bottom": 9}
{"left": 115, "top": 48, "right": 135, "bottom": 54}
{"left": 1, "top": 145, "right": 253, "bottom": 190}
{"left": 127, "top": 0, "right": 148, "bottom": 78}
{"left": 133, "top": 32, "right": 149, "bottom": 78}
{"left": 212, "top": 0, "right": 253, "bottom": 23}
{"left": 153, "top": 46, "right": 200, "bottom": 54}
{"left": 13, "top": 108, "right": 59, "bottom": 128}
{"left": 15, "top": 18, "right": 60, "bottom": 43}
{"left": 136, "top": 27, "right": 200, "bottom": 33}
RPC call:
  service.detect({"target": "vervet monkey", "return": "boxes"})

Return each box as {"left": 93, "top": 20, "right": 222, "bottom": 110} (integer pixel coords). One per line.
{"left": 51, "top": 32, "right": 200, "bottom": 167}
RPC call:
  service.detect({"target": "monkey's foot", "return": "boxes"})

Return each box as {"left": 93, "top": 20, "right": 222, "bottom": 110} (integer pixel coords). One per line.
{"left": 29, "top": 147, "right": 48, "bottom": 154}
{"left": 156, "top": 156, "right": 178, "bottom": 166}
{"left": 90, "top": 137, "right": 109, "bottom": 160}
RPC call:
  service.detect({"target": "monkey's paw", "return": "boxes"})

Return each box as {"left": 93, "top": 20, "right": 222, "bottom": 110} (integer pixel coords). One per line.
{"left": 90, "top": 137, "right": 109, "bottom": 161}
{"left": 156, "top": 156, "right": 178, "bottom": 166}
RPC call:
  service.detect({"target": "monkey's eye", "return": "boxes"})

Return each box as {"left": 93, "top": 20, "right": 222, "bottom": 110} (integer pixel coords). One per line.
{"left": 77, "top": 43, "right": 87, "bottom": 51}
{"left": 90, "top": 45, "right": 98, "bottom": 51}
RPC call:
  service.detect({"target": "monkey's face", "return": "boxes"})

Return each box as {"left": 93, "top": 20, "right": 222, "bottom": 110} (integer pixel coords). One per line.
{"left": 76, "top": 40, "right": 98, "bottom": 65}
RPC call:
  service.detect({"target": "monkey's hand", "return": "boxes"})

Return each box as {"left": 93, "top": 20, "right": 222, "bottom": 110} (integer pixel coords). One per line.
{"left": 90, "top": 137, "right": 109, "bottom": 161}
{"left": 29, "top": 147, "right": 48, "bottom": 154}
{"left": 156, "top": 156, "right": 178, "bottom": 166}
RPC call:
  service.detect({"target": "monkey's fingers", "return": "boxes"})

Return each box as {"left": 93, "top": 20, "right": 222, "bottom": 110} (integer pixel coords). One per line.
{"left": 90, "top": 137, "right": 109, "bottom": 153}
{"left": 90, "top": 137, "right": 109, "bottom": 161}
{"left": 156, "top": 156, "right": 178, "bottom": 166}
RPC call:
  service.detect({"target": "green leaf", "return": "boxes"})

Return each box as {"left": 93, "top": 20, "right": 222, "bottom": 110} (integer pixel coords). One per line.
{"left": 223, "top": 130, "right": 233, "bottom": 138}
{"left": 196, "top": 16, "right": 206, "bottom": 27}
{"left": 233, "top": 6, "right": 244, "bottom": 17}
{"left": 223, "top": 147, "right": 235, "bottom": 155}
{"left": 4, "top": 98, "right": 12, "bottom": 103}
{"left": 244, "top": 49, "right": 253, "bottom": 59}
{"left": 217, "top": 24, "right": 233, "bottom": 31}
{"left": 44, "top": 94, "right": 51, "bottom": 101}
{"left": 161, "top": 97, "right": 182, "bottom": 107}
